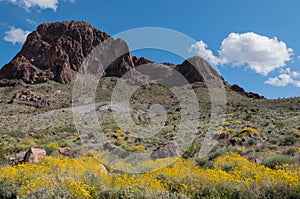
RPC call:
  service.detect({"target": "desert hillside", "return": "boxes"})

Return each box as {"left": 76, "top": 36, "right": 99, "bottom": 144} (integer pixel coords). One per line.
{"left": 0, "top": 21, "right": 299, "bottom": 199}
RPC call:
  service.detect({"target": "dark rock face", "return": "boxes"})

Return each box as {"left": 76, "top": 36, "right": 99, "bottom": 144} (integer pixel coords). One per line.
{"left": 231, "top": 84, "right": 245, "bottom": 93}
{"left": 176, "top": 56, "right": 222, "bottom": 84}
{"left": 231, "top": 84, "right": 264, "bottom": 99}
{"left": 0, "top": 21, "right": 134, "bottom": 85}
{"left": 132, "top": 56, "right": 152, "bottom": 66}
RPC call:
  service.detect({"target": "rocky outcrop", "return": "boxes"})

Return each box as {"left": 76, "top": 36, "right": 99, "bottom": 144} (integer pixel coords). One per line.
{"left": 230, "top": 84, "right": 264, "bottom": 99}
{"left": 0, "top": 21, "right": 134, "bottom": 85}
{"left": 231, "top": 84, "right": 245, "bottom": 93}
{"left": 132, "top": 56, "right": 152, "bottom": 66}
{"left": 176, "top": 56, "right": 222, "bottom": 84}
{"left": 8, "top": 89, "right": 50, "bottom": 108}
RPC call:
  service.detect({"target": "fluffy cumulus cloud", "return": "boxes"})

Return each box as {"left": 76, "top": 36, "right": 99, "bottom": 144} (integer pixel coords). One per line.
{"left": 189, "top": 41, "right": 220, "bottom": 66}
{"left": 219, "top": 33, "right": 293, "bottom": 75}
{"left": 3, "top": 27, "right": 30, "bottom": 45}
{"left": 265, "top": 68, "right": 300, "bottom": 87}
{"left": 190, "top": 32, "right": 293, "bottom": 76}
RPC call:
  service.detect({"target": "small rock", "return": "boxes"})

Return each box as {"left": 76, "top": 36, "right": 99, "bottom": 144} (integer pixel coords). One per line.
{"left": 99, "top": 164, "right": 109, "bottom": 174}
{"left": 8, "top": 151, "right": 26, "bottom": 165}
{"left": 103, "top": 142, "right": 116, "bottom": 152}
{"left": 150, "top": 142, "right": 179, "bottom": 160}
{"left": 59, "top": 147, "right": 76, "bottom": 157}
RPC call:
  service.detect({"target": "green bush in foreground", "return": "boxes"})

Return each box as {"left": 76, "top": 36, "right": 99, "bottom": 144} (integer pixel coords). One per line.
{"left": 262, "top": 154, "right": 297, "bottom": 169}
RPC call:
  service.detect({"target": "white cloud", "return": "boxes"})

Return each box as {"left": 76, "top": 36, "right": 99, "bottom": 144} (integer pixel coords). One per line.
{"left": 265, "top": 68, "right": 300, "bottom": 87}
{"left": 189, "top": 41, "right": 220, "bottom": 66}
{"left": 11, "top": 0, "right": 58, "bottom": 11}
{"left": 190, "top": 32, "right": 293, "bottom": 76}
{"left": 5, "top": 0, "right": 75, "bottom": 11}
{"left": 3, "top": 27, "right": 30, "bottom": 45}
{"left": 26, "top": 18, "right": 37, "bottom": 26}
{"left": 265, "top": 73, "right": 294, "bottom": 87}
{"left": 292, "top": 71, "right": 300, "bottom": 78}
{"left": 219, "top": 33, "right": 293, "bottom": 75}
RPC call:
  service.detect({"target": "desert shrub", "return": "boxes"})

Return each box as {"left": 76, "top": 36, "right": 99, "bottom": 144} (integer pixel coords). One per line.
{"left": 245, "top": 137, "right": 257, "bottom": 146}
{"left": 243, "top": 114, "right": 252, "bottom": 121}
{"left": 262, "top": 154, "right": 297, "bottom": 169}
{"left": 280, "top": 135, "right": 296, "bottom": 146}
{"left": 268, "top": 137, "right": 279, "bottom": 144}
{"left": 182, "top": 138, "right": 202, "bottom": 159}
{"left": 208, "top": 150, "right": 224, "bottom": 161}
{"left": 239, "top": 127, "right": 260, "bottom": 137}
{"left": 274, "top": 121, "right": 285, "bottom": 128}
{"left": 283, "top": 148, "right": 297, "bottom": 156}
{"left": 44, "top": 142, "right": 60, "bottom": 155}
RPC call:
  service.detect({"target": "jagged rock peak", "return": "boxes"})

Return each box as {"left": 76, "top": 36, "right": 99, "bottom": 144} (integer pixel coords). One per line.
{"left": 177, "top": 56, "right": 222, "bottom": 83}
{"left": 0, "top": 21, "right": 134, "bottom": 85}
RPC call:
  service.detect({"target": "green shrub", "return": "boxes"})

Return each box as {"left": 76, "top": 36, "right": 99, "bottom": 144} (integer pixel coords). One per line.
{"left": 208, "top": 150, "right": 224, "bottom": 160}
{"left": 262, "top": 154, "right": 297, "bottom": 169}
{"left": 269, "top": 137, "right": 279, "bottom": 144}
{"left": 280, "top": 136, "right": 296, "bottom": 146}
{"left": 283, "top": 148, "right": 297, "bottom": 156}
{"left": 245, "top": 138, "right": 257, "bottom": 146}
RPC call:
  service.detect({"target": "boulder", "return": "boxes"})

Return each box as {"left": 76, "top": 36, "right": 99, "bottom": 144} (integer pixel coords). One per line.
{"left": 59, "top": 147, "right": 77, "bottom": 157}
{"left": 8, "top": 151, "right": 26, "bottom": 165}
{"left": 24, "top": 148, "right": 46, "bottom": 163}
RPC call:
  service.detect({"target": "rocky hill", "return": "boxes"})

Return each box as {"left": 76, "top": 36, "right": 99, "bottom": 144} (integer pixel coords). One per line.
{"left": 0, "top": 20, "right": 263, "bottom": 99}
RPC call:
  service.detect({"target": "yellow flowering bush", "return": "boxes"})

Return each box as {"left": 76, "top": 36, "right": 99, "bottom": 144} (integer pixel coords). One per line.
{"left": 239, "top": 126, "right": 260, "bottom": 137}
{"left": 0, "top": 152, "right": 298, "bottom": 198}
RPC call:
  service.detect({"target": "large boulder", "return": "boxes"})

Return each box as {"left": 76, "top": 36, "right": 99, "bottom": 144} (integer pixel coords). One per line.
{"left": 24, "top": 147, "right": 46, "bottom": 163}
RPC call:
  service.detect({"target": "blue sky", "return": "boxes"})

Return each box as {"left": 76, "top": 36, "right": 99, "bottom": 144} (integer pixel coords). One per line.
{"left": 0, "top": 0, "right": 300, "bottom": 99}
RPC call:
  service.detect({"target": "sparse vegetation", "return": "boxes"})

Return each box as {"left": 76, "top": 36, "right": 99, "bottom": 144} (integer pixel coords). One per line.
{"left": 0, "top": 80, "right": 300, "bottom": 198}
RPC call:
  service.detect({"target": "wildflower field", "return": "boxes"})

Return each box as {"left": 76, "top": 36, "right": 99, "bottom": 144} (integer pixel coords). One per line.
{"left": 0, "top": 80, "right": 300, "bottom": 199}
{"left": 0, "top": 152, "right": 299, "bottom": 199}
